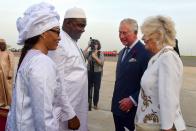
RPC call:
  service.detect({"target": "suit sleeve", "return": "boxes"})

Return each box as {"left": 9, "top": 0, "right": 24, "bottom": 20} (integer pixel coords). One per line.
{"left": 158, "top": 52, "right": 182, "bottom": 129}
{"left": 130, "top": 89, "right": 140, "bottom": 106}
{"left": 130, "top": 51, "right": 151, "bottom": 105}
{"left": 49, "top": 47, "right": 76, "bottom": 121}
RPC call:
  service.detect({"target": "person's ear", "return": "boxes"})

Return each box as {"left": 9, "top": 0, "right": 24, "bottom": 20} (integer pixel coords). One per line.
{"left": 40, "top": 32, "right": 47, "bottom": 39}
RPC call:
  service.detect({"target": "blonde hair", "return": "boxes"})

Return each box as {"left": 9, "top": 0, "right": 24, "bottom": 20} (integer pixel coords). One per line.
{"left": 141, "top": 15, "right": 176, "bottom": 48}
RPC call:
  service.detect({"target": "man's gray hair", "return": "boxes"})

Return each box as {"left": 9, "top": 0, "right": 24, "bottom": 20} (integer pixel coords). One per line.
{"left": 120, "top": 18, "right": 138, "bottom": 34}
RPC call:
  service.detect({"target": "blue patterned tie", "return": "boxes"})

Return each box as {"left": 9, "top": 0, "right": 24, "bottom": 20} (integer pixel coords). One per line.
{"left": 122, "top": 47, "right": 129, "bottom": 62}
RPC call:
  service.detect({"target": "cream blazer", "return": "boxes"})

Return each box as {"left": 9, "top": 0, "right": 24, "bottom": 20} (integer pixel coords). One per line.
{"left": 136, "top": 46, "right": 186, "bottom": 131}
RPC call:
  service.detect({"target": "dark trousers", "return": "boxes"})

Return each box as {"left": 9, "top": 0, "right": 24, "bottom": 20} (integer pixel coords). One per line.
{"left": 88, "top": 71, "right": 102, "bottom": 109}
{"left": 113, "top": 114, "right": 135, "bottom": 131}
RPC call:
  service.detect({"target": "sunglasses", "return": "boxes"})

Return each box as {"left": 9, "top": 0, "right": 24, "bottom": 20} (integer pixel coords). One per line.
{"left": 48, "top": 29, "right": 60, "bottom": 36}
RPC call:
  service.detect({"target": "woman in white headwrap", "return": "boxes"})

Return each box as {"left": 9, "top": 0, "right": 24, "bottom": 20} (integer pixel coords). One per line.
{"left": 6, "top": 2, "right": 61, "bottom": 131}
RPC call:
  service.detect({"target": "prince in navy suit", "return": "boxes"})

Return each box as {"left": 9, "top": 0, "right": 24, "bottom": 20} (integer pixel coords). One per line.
{"left": 111, "top": 18, "right": 151, "bottom": 131}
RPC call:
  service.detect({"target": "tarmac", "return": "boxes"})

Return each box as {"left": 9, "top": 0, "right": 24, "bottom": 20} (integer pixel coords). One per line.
{"left": 88, "top": 58, "right": 196, "bottom": 131}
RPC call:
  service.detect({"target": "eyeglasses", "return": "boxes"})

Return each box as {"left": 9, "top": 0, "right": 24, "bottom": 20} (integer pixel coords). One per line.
{"left": 142, "top": 36, "right": 152, "bottom": 44}
{"left": 142, "top": 32, "right": 155, "bottom": 43}
{"left": 48, "top": 29, "right": 60, "bottom": 36}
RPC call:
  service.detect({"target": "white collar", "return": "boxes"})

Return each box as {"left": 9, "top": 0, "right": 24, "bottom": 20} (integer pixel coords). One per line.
{"left": 62, "top": 30, "right": 77, "bottom": 43}
{"left": 126, "top": 39, "right": 139, "bottom": 50}
{"left": 61, "top": 30, "right": 86, "bottom": 64}
{"left": 162, "top": 45, "right": 173, "bottom": 50}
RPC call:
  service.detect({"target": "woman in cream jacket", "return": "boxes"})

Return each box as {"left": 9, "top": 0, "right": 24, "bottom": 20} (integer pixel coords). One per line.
{"left": 135, "top": 15, "right": 186, "bottom": 131}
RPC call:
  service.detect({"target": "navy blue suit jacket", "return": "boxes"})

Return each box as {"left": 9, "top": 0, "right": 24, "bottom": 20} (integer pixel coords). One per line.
{"left": 111, "top": 41, "right": 151, "bottom": 117}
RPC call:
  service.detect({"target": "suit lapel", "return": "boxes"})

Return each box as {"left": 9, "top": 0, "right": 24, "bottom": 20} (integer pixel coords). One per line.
{"left": 120, "top": 48, "right": 126, "bottom": 62}
{"left": 117, "top": 48, "right": 125, "bottom": 67}
{"left": 121, "top": 49, "right": 132, "bottom": 64}
{"left": 121, "top": 44, "right": 137, "bottom": 65}
{"left": 117, "top": 42, "right": 141, "bottom": 79}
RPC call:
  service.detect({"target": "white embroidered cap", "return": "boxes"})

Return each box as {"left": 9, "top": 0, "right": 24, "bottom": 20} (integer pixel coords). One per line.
{"left": 16, "top": 2, "right": 60, "bottom": 45}
{"left": 64, "top": 7, "right": 86, "bottom": 19}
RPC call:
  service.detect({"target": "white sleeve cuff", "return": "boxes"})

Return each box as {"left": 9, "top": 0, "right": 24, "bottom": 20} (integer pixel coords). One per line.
{"left": 129, "top": 96, "right": 137, "bottom": 106}
{"left": 61, "top": 110, "right": 76, "bottom": 122}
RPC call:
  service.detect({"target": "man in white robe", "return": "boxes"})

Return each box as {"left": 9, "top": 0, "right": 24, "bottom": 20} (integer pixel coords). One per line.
{"left": 49, "top": 7, "right": 88, "bottom": 131}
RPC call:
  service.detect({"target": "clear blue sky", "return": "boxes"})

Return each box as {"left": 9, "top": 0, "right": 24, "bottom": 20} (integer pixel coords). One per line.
{"left": 0, "top": 0, "right": 196, "bottom": 55}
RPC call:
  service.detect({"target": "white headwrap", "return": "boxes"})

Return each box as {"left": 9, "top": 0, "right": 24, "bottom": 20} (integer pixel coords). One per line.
{"left": 16, "top": 2, "right": 60, "bottom": 45}
{"left": 64, "top": 7, "right": 86, "bottom": 19}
